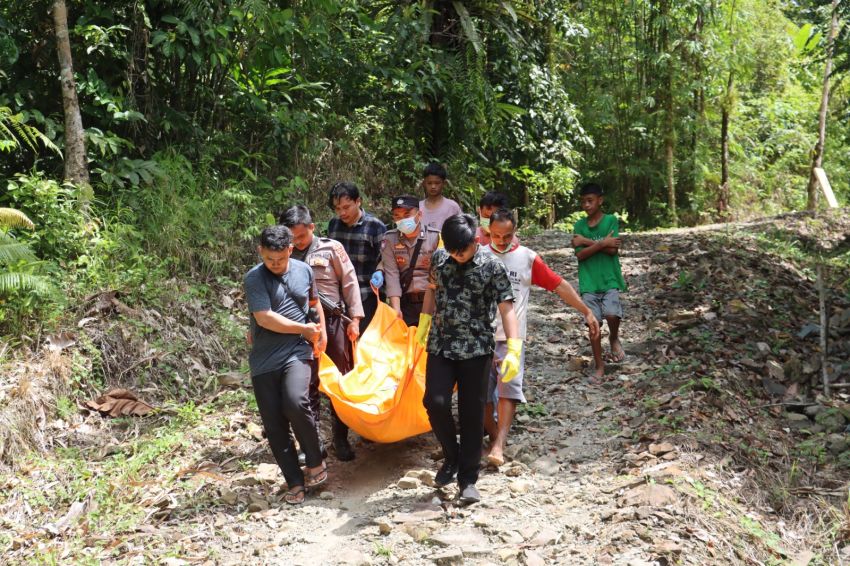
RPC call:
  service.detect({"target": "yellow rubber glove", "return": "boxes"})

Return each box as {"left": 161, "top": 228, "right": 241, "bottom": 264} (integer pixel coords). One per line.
{"left": 500, "top": 338, "right": 523, "bottom": 382}
{"left": 415, "top": 313, "right": 432, "bottom": 347}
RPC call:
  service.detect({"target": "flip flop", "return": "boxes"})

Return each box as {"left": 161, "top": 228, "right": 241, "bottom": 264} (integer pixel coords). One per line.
{"left": 304, "top": 465, "right": 328, "bottom": 489}
{"left": 283, "top": 485, "right": 305, "bottom": 505}
{"left": 606, "top": 346, "right": 626, "bottom": 363}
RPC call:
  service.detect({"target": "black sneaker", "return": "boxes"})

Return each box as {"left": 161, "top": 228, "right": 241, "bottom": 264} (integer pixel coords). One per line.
{"left": 434, "top": 460, "right": 458, "bottom": 487}
{"left": 459, "top": 483, "right": 481, "bottom": 504}
{"left": 333, "top": 435, "right": 355, "bottom": 462}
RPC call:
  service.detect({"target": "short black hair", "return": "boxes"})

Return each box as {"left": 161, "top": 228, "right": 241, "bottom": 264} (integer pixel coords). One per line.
{"left": 479, "top": 191, "right": 509, "bottom": 208}
{"left": 441, "top": 213, "right": 477, "bottom": 253}
{"left": 328, "top": 181, "right": 361, "bottom": 208}
{"left": 580, "top": 183, "right": 604, "bottom": 196}
{"left": 259, "top": 225, "right": 293, "bottom": 250}
{"left": 423, "top": 162, "right": 447, "bottom": 180}
{"left": 489, "top": 208, "right": 515, "bottom": 227}
{"left": 279, "top": 205, "right": 313, "bottom": 227}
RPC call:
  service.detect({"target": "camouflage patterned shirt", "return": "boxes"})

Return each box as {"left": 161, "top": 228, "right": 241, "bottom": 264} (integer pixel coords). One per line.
{"left": 427, "top": 246, "right": 514, "bottom": 360}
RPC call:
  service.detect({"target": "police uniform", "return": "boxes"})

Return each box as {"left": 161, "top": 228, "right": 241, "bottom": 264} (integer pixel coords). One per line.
{"left": 382, "top": 196, "right": 443, "bottom": 326}
{"left": 292, "top": 236, "right": 364, "bottom": 454}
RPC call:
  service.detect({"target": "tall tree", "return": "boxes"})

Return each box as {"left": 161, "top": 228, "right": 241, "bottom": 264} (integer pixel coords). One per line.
{"left": 718, "top": 0, "right": 739, "bottom": 216}
{"left": 660, "top": 0, "right": 678, "bottom": 226}
{"left": 806, "top": 0, "right": 840, "bottom": 211}
{"left": 52, "top": 0, "right": 89, "bottom": 187}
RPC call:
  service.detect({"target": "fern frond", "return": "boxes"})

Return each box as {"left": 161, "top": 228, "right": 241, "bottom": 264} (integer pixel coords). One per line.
{"left": 0, "top": 106, "right": 62, "bottom": 156}
{"left": 0, "top": 272, "right": 51, "bottom": 294}
{"left": 0, "top": 238, "right": 37, "bottom": 264}
{"left": 0, "top": 208, "right": 35, "bottom": 230}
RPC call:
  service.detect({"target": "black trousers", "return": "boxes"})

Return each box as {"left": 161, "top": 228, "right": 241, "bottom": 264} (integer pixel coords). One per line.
{"left": 252, "top": 358, "right": 322, "bottom": 487}
{"left": 310, "top": 312, "right": 353, "bottom": 437}
{"left": 423, "top": 353, "right": 492, "bottom": 486}
{"left": 359, "top": 292, "right": 378, "bottom": 335}
{"left": 400, "top": 294, "right": 424, "bottom": 327}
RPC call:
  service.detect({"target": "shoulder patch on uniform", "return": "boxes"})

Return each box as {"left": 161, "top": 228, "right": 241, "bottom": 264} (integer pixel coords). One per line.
{"left": 331, "top": 240, "right": 348, "bottom": 260}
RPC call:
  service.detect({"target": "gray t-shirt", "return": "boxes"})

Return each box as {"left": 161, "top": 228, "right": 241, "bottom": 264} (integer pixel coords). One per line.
{"left": 419, "top": 197, "right": 463, "bottom": 231}
{"left": 244, "top": 259, "right": 317, "bottom": 376}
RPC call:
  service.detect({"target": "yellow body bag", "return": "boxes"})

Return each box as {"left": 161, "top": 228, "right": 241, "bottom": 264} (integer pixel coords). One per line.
{"left": 318, "top": 301, "right": 431, "bottom": 442}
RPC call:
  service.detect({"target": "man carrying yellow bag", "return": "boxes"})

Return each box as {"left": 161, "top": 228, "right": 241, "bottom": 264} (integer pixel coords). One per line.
{"left": 417, "top": 213, "right": 521, "bottom": 505}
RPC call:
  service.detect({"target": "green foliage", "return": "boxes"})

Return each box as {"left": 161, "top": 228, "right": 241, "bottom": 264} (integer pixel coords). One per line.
{"left": 0, "top": 106, "right": 61, "bottom": 155}
{"left": 3, "top": 173, "right": 91, "bottom": 262}
{"left": 0, "top": 0, "right": 847, "bottom": 336}
{"left": 518, "top": 402, "right": 548, "bottom": 417}
{"left": 113, "top": 149, "right": 263, "bottom": 280}
{"left": 0, "top": 206, "right": 53, "bottom": 332}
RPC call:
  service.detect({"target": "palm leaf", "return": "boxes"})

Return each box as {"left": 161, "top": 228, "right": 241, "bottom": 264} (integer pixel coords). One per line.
{"left": 0, "top": 272, "right": 51, "bottom": 294}
{"left": 0, "top": 208, "right": 35, "bottom": 230}
{"left": 453, "top": 2, "right": 483, "bottom": 54}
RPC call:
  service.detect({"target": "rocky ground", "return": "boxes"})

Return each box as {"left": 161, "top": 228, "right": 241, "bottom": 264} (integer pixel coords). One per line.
{"left": 2, "top": 212, "right": 849, "bottom": 565}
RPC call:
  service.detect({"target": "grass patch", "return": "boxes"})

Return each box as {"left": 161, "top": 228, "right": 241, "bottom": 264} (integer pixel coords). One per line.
{"left": 3, "top": 399, "right": 229, "bottom": 562}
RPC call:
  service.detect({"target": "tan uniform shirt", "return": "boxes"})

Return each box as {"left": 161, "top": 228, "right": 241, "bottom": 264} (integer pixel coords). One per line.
{"left": 292, "top": 236, "right": 365, "bottom": 318}
{"left": 381, "top": 226, "right": 442, "bottom": 298}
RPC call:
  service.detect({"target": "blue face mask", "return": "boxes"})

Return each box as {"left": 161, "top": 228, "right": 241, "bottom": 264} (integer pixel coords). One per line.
{"left": 396, "top": 216, "right": 418, "bottom": 235}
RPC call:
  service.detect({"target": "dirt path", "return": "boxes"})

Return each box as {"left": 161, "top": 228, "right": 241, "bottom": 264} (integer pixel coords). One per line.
{"left": 4, "top": 219, "right": 847, "bottom": 565}
{"left": 125, "top": 229, "right": 797, "bottom": 565}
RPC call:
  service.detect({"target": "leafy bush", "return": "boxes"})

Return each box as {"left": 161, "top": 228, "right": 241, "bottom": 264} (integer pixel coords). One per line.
{"left": 3, "top": 173, "right": 92, "bottom": 264}
{"left": 0, "top": 207, "right": 56, "bottom": 334}
{"left": 111, "top": 149, "right": 264, "bottom": 281}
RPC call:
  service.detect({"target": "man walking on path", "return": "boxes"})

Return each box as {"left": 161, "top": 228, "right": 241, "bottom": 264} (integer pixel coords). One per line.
{"left": 281, "top": 205, "right": 364, "bottom": 462}
{"left": 571, "top": 183, "right": 628, "bottom": 382}
{"left": 325, "top": 182, "right": 386, "bottom": 459}
{"left": 381, "top": 195, "right": 443, "bottom": 326}
{"left": 419, "top": 163, "right": 462, "bottom": 231}
{"left": 244, "top": 225, "right": 328, "bottom": 505}
{"left": 483, "top": 208, "right": 600, "bottom": 466}
{"left": 416, "top": 213, "right": 521, "bottom": 504}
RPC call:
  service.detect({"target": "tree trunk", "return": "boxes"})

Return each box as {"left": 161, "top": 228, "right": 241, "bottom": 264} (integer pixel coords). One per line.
{"left": 660, "top": 0, "right": 677, "bottom": 226}
{"left": 806, "top": 0, "right": 839, "bottom": 211}
{"left": 719, "top": 70, "right": 733, "bottom": 216}
{"left": 52, "top": 0, "right": 89, "bottom": 188}
{"left": 425, "top": 0, "right": 452, "bottom": 159}
{"left": 665, "top": 126, "right": 676, "bottom": 225}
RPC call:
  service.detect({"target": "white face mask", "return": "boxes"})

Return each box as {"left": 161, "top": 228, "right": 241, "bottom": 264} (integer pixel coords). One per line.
{"left": 396, "top": 216, "right": 418, "bottom": 235}
{"left": 479, "top": 216, "right": 490, "bottom": 231}
{"left": 490, "top": 241, "right": 511, "bottom": 254}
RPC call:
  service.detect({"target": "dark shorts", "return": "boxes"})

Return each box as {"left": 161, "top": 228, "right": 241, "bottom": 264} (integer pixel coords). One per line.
{"left": 487, "top": 340, "right": 526, "bottom": 404}
{"left": 581, "top": 289, "right": 623, "bottom": 322}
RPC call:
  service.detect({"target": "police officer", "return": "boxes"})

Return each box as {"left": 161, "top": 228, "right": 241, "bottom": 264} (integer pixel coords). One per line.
{"left": 280, "top": 205, "right": 364, "bottom": 461}
{"left": 381, "top": 195, "right": 443, "bottom": 326}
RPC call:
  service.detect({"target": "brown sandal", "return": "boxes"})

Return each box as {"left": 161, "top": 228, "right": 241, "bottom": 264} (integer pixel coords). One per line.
{"left": 304, "top": 464, "right": 328, "bottom": 489}
{"left": 283, "top": 485, "right": 306, "bottom": 505}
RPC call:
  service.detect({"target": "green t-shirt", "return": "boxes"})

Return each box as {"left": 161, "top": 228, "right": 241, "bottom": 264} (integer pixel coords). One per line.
{"left": 574, "top": 213, "right": 627, "bottom": 294}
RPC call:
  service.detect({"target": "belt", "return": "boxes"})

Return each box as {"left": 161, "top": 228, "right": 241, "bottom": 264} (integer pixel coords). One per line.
{"left": 403, "top": 291, "right": 425, "bottom": 303}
